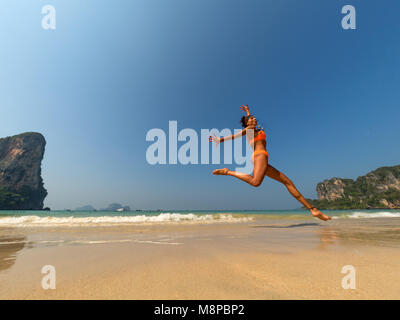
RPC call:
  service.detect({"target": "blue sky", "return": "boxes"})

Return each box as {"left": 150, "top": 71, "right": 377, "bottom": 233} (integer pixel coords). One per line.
{"left": 1, "top": 0, "right": 399, "bottom": 210}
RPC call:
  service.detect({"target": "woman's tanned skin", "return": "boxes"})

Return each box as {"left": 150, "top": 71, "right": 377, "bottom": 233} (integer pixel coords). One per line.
{"left": 210, "top": 105, "right": 331, "bottom": 221}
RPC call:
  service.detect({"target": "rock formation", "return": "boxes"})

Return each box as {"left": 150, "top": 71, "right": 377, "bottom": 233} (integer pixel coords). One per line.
{"left": 308, "top": 165, "right": 400, "bottom": 209}
{"left": 0, "top": 132, "right": 47, "bottom": 210}
{"left": 316, "top": 178, "right": 346, "bottom": 201}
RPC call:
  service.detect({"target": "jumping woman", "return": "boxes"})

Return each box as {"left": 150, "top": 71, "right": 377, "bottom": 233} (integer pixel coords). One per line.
{"left": 210, "top": 105, "right": 331, "bottom": 221}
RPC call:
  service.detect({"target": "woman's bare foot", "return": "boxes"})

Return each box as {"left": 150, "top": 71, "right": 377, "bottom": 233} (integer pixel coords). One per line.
{"left": 213, "top": 168, "right": 229, "bottom": 175}
{"left": 310, "top": 207, "right": 331, "bottom": 221}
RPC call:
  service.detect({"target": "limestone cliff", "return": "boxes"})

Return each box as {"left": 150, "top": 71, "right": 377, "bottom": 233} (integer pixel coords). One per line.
{"left": 316, "top": 178, "right": 347, "bottom": 201}
{"left": 308, "top": 165, "right": 400, "bottom": 209}
{"left": 0, "top": 132, "right": 47, "bottom": 210}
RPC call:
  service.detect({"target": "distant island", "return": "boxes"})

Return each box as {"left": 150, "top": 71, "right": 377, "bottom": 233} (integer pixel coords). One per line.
{"left": 100, "top": 203, "right": 131, "bottom": 212}
{"left": 75, "top": 205, "right": 97, "bottom": 211}
{"left": 307, "top": 165, "right": 400, "bottom": 209}
{"left": 0, "top": 132, "right": 47, "bottom": 210}
{"left": 75, "top": 203, "right": 132, "bottom": 212}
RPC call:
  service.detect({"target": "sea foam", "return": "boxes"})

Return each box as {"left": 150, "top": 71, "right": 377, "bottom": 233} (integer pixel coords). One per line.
{"left": 333, "top": 211, "right": 400, "bottom": 219}
{"left": 0, "top": 213, "right": 252, "bottom": 227}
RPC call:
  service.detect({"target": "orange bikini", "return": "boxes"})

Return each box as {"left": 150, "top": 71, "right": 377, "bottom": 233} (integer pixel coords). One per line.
{"left": 250, "top": 130, "right": 269, "bottom": 162}
{"left": 249, "top": 130, "right": 266, "bottom": 145}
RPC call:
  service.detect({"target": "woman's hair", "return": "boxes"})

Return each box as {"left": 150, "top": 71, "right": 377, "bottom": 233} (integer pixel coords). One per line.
{"left": 240, "top": 115, "right": 251, "bottom": 128}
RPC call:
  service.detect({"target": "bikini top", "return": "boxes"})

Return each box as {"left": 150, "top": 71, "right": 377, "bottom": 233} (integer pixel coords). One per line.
{"left": 249, "top": 130, "right": 266, "bottom": 146}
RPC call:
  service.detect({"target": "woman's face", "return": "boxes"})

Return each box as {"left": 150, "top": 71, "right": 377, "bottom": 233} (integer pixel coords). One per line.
{"left": 247, "top": 115, "right": 257, "bottom": 127}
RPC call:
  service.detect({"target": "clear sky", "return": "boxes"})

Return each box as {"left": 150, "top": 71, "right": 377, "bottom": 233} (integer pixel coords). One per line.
{"left": 1, "top": 0, "right": 399, "bottom": 210}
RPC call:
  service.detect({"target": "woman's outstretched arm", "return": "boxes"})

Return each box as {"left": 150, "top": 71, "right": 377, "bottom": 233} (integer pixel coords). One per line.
{"left": 210, "top": 128, "right": 247, "bottom": 146}
{"left": 210, "top": 104, "right": 254, "bottom": 146}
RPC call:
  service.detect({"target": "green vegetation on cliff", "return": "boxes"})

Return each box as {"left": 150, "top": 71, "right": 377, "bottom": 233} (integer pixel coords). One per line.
{"left": 0, "top": 186, "right": 48, "bottom": 210}
{"left": 0, "top": 187, "right": 24, "bottom": 210}
{"left": 307, "top": 165, "right": 400, "bottom": 209}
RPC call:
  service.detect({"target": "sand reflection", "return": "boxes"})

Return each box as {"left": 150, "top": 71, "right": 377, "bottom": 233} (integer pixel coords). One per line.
{"left": 0, "top": 235, "right": 26, "bottom": 272}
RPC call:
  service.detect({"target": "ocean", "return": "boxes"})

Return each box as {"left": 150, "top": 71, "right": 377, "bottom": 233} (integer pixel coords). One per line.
{"left": 1, "top": 209, "right": 400, "bottom": 227}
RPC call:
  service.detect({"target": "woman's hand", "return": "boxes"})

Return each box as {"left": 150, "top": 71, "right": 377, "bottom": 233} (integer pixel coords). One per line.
{"left": 209, "top": 134, "right": 221, "bottom": 146}
{"left": 240, "top": 104, "right": 250, "bottom": 115}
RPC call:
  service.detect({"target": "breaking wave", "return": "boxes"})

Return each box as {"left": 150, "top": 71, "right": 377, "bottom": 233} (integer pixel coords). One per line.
{"left": 0, "top": 213, "right": 252, "bottom": 227}
{"left": 333, "top": 211, "right": 400, "bottom": 219}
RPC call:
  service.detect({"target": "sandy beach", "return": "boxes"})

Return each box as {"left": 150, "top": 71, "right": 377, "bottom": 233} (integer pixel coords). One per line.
{"left": 1, "top": 215, "right": 400, "bottom": 299}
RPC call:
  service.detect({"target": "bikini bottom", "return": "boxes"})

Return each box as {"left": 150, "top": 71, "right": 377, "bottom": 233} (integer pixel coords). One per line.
{"left": 251, "top": 150, "right": 269, "bottom": 162}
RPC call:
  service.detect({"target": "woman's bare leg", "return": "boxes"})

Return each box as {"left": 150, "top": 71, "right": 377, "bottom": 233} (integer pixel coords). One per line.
{"left": 213, "top": 155, "right": 268, "bottom": 187}
{"left": 265, "top": 164, "right": 331, "bottom": 221}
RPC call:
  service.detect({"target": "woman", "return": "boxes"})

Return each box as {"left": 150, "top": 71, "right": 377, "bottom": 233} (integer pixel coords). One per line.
{"left": 211, "top": 105, "right": 331, "bottom": 221}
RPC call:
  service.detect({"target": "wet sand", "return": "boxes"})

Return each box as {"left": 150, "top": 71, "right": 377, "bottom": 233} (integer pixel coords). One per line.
{"left": 0, "top": 217, "right": 400, "bottom": 299}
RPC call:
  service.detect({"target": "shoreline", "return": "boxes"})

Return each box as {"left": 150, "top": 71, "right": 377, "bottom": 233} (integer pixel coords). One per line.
{"left": 1, "top": 217, "right": 400, "bottom": 299}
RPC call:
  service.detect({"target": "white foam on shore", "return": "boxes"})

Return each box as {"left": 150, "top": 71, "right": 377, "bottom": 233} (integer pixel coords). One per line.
{"left": 333, "top": 211, "right": 400, "bottom": 219}
{"left": 0, "top": 213, "right": 252, "bottom": 227}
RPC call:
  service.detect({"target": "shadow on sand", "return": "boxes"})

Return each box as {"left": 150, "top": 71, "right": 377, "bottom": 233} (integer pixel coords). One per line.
{"left": 250, "top": 222, "right": 321, "bottom": 229}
